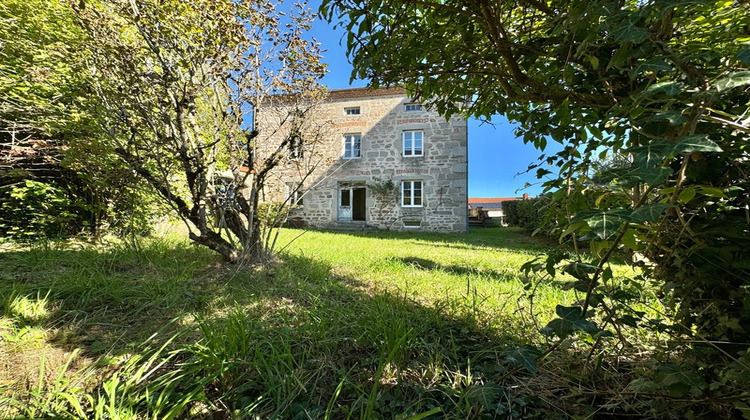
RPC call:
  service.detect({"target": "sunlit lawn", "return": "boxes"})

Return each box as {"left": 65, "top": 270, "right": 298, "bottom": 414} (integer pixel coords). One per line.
{"left": 0, "top": 226, "right": 603, "bottom": 418}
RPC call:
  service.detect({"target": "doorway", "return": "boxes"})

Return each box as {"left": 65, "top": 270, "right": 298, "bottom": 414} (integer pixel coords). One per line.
{"left": 338, "top": 185, "right": 366, "bottom": 221}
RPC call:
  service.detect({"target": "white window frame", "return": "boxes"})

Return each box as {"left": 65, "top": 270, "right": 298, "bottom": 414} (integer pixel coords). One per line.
{"left": 343, "top": 133, "right": 361, "bottom": 159}
{"left": 344, "top": 107, "right": 361, "bottom": 115}
{"left": 287, "top": 133, "right": 303, "bottom": 161}
{"left": 285, "top": 182, "right": 304, "bottom": 206}
{"left": 402, "top": 130, "right": 424, "bottom": 157}
{"left": 401, "top": 180, "right": 423, "bottom": 207}
{"left": 404, "top": 103, "right": 423, "bottom": 112}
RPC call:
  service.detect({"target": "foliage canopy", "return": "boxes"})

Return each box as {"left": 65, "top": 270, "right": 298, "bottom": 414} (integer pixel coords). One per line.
{"left": 72, "top": 0, "right": 327, "bottom": 262}
{"left": 324, "top": 0, "right": 750, "bottom": 412}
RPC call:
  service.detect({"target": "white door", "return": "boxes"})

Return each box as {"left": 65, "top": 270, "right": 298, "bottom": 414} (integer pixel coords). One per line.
{"left": 338, "top": 188, "right": 352, "bottom": 221}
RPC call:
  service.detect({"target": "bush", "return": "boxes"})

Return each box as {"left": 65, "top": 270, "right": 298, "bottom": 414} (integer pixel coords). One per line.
{"left": 505, "top": 196, "right": 560, "bottom": 236}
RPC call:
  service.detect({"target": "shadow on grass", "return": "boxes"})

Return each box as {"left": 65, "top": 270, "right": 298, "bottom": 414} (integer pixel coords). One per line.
{"left": 313, "top": 225, "right": 560, "bottom": 254}
{"left": 0, "top": 237, "right": 549, "bottom": 418}
{"left": 391, "top": 256, "right": 521, "bottom": 283}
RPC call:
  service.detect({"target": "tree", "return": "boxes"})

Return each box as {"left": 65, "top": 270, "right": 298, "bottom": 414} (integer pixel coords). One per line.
{"left": 0, "top": 0, "right": 153, "bottom": 238}
{"left": 322, "top": 0, "right": 750, "bottom": 365}
{"left": 71, "top": 0, "right": 327, "bottom": 263}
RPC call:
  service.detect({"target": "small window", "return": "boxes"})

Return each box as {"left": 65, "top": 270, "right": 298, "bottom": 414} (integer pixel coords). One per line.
{"left": 286, "top": 182, "right": 304, "bottom": 206}
{"left": 404, "top": 103, "right": 423, "bottom": 112}
{"left": 403, "top": 220, "right": 421, "bottom": 229}
{"left": 402, "top": 130, "right": 424, "bottom": 157}
{"left": 343, "top": 133, "right": 361, "bottom": 159}
{"left": 401, "top": 180, "right": 423, "bottom": 207}
{"left": 288, "top": 132, "right": 303, "bottom": 160}
{"left": 345, "top": 107, "right": 361, "bottom": 115}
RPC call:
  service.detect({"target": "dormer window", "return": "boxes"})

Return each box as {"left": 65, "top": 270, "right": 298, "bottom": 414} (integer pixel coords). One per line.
{"left": 345, "top": 107, "right": 361, "bottom": 115}
{"left": 404, "top": 103, "right": 423, "bottom": 112}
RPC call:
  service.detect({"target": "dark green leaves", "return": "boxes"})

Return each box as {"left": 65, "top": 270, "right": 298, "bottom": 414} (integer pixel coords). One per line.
{"left": 627, "top": 135, "right": 723, "bottom": 171}
{"left": 502, "top": 345, "right": 541, "bottom": 374}
{"left": 713, "top": 71, "right": 750, "bottom": 92}
{"left": 737, "top": 43, "right": 750, "bottom": 65}
{"left": 573, "top": 204, "right": 672, "bottom": 240}
{"left": 642, "top": 81, "right": 682, "bottom": 97}
{"left": 541, "top": 305, "right": 603, "bottom": 339}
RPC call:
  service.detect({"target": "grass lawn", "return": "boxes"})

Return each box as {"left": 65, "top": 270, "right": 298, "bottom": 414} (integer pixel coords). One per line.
{"left": 0, "top": 226, "right": 622, "bottom": 418}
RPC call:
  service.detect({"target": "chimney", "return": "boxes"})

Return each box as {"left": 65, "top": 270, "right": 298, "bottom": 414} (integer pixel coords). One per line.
{"left": 523, "top": 193, "right": 529, "bottom": 199}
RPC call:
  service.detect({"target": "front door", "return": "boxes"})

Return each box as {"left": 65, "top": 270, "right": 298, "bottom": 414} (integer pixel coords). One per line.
{"left": 338, "top": 186, "right": 366, "bottom": 221}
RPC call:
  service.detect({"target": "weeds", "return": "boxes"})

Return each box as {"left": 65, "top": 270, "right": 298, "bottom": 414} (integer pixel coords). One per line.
{"left": 0, "top": 227, "right": 674, "bottom": 418}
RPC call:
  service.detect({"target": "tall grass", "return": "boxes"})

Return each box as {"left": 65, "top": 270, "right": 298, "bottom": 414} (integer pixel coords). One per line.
{"left": 0, "top": 227, "right": 609, "bottom": 418}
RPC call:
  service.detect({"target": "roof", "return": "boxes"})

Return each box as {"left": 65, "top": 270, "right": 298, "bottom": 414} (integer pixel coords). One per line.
{"left": 325, "top": 86, "right": 407, "bottom": 100}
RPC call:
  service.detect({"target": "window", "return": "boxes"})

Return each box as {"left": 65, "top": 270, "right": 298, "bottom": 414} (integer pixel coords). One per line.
{"left": 343, "top": 134, "right": 361, "bottom": 159}
{"left": 403, "top": 220, "right": 421, "bottom": 229}
{"left": 345, "top": 107, "right": 361, "bottom": 115}
{"left": 402, "top": 130, "right": 423, "bottom": 157}
{"left": 286, "top": 182, "right": 304, "bottom": 206}
{"left": 288, "top": 132, "right": 303, "bottom": 160}
{"left": 401, "top": 180, "right": 423, "bottom": 207}
{"left": 404, "top": 103, "right": 423, "bottom": 112}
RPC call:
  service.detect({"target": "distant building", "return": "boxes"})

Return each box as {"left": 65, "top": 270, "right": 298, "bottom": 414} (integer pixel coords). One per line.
{"left": 468, "top": 194, "right": 530, "bottom": 225}
{"left": 256, "top": 87, "right": 468, "bottom": 232}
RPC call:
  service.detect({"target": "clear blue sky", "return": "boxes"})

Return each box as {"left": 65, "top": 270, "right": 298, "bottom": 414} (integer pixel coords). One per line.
{"left": 307, "top": 3, "right": 557, "bottom": 198}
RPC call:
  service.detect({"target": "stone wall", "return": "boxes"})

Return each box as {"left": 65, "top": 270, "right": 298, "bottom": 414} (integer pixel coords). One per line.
{"left": 256, "top": 88, "right": 468, "bottom": 233}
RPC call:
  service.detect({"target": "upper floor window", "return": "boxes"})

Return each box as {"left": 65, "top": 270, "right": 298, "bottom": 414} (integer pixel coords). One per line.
{"left": 401, "top": 180, "right": 423, "bottom": 207}
{"left": 345, "top": 107, "right": 361, "bottom": 115}
{"left": 288, "top": 132, "right": 303, "bottom": 160}
{"left": 343, "top": 133, "right": 361, "bottom": 159}
{"left": 402, "top": 130, "right": 423, "bottom": 157}
{"left": 404, "top": 103, "right": 423, "bottom": 112}
{"left": 285, "top": 182, "right": 304, "bottom": 206}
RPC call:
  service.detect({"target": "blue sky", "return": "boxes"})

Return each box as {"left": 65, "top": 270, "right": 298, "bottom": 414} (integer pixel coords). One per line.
{"left": 307, "top": 4, "right": 556, "bottom": 198}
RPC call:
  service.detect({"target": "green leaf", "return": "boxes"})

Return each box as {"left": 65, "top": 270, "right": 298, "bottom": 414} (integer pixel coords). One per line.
{"left": 503, "top": 345, "right": 541, "bottom": 374}
{"left": 541, "top": 305, "right": 601, "bottom": 339}
{"left": 642, "top": 81, "right": 682, "bottom": 97}
{"left": 649, "top": 111, "right": 686, "bottom": 126}
{"left": 668, "top": 134, "right": 723, "bottom": 154}
{"left": 697, "top": 186, "right": 727, "bottom": 198}
{"left": 559, "top": 220, "right": 589, "bottom": 239}
{"left": 714, "top": 71, "right": 750, "bottom": 92}
{"left": 589, "top": 240, "right": 610, "bottom": 258}
{"left": 678, "top": 187, "right": 696, "bottom": 204}
{"left": 737, "top": 46, "right": 750, "bottom": 65}
{"left": 575, "top": 209, "right": 631, "bottom": 239}
{"left": 610, "top": 23, "right": 648, "bottom": 43}
{"left": 563, "top": 262, "right": 600, "bottom": 280}
{"left": 621, "top": 228, "right": 638, "bottom": 251}
{"left": 630, "top": 203, "right": 672, "bottom": 223}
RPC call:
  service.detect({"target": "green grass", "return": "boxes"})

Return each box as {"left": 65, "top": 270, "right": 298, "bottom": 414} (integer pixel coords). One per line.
{"left": 0, "top": 227, "right": 636, "bottom": 418}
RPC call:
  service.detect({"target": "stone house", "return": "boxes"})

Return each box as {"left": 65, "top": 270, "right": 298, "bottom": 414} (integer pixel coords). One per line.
{"left": 255, "top": 87, "right": 468, "bottom": 232}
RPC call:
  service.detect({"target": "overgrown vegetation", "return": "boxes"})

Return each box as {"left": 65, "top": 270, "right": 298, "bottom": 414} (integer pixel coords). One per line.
{"left": 0, "top": 0, "right": 157, "bottom": 239}
{"left": 1, "top": 228, "right": 589, "bottom": 418}
{"left": 323, "top": 0, "right": 750, "bottom": 415}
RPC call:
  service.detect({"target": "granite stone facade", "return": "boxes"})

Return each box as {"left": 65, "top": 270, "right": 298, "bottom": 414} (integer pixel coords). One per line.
{"left": 257, "top": 87, "right": 468, "bottom": 232}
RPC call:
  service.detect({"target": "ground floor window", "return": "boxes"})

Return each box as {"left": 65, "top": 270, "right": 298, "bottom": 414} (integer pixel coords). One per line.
{"left": 286, "top": 182, "right": 304, "bottom": 206}
{"left": 401, "top": 180, "right": 423, "bottom": 207}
